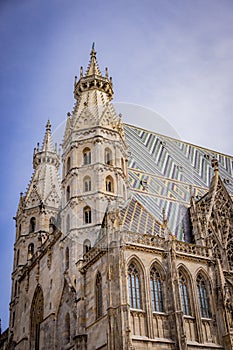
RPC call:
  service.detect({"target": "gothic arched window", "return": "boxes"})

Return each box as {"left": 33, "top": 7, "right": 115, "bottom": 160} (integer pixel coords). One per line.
{"left": 96, "top": 272, "right": 103, "bottom": 319}
{"left": 65, "top": 313, "right": 70, "bottom": 344}
{"left": 196, "top": 274, "right": 211, "bottom": 318}
{"left": 66, "top": 214, "right": 70, "bottom": 233}
{"left": 105, "top": 148, "right": 112, "bottom": 165}
{"left": 65, "top": 247, "right": 69, "bottom": 270}
{"left": 83, "top": 176, "right": 91, "bottom": 192}
{"left": 28, "top": 243, "right": 34, "bottom": 260}
{"left": 49, "top": 217, "right": 56, "bottom": 234}
{"left": 105, "top": 175, "right": 114, "bottom": 193}
{"left": 150, "top": 266, "right": 164, "bottom": 312}
{"left": 29, "top": 217, "right": 36, "bottom": 233}
{"left": 83, "top": 206, "right": 91, "bottom": 224}
{"left": 66, "top": 185, "right": 70, "bottom": 202}
{"left": 83, "top": 147, "right": 91, "bottom": 165}
{"left": 30, "top": 285, "right": 44, "bottom": 350}
{"left": 83, "top": 239, "right": 91, "bottom": 254}
{"left": 179, "top": 271, "right": 191, "bottom": 315}
{"left": 128, "top": 262, "right": 142, "bottom": 309}
{"left": 66, "top": 157, "right": 71, "bottom": 173}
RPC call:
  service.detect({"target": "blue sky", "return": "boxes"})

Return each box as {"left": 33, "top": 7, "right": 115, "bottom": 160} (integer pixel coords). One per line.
{"left": 0, "top": 0, "right": 232, "bottom": 330}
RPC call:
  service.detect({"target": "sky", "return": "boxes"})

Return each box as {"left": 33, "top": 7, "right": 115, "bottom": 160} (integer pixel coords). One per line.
{"left": 0, "top": 0, "right": 232, "bottom": 331}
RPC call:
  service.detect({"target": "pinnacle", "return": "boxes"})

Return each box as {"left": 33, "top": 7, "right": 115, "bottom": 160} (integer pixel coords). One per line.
{"left": 85, "top": 43, "right": 102, "bottom": 76}
{"left": 42, "top": 120, "right": 53, "bottom": 152}
{"left": 46, "top": 119, "right": 51, "bottom": 131}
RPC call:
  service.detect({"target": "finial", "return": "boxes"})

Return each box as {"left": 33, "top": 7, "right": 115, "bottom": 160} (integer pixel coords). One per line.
{"left": 211, "top": 158, "right": 219, "bottom": 172}
{"left": 74, "top": 75, "right": 77, "bottom": 85}
{"left": 105, "top": 67, "right": 109, "bottom": 78}
{"left": 90, "top": 42, "right": 96, "bottom": 56}
{"left": 80, "top": 66, "right": 83, "bottom": 77}
{"left": 46, "top": 119, "right": 51, "bottom": 131}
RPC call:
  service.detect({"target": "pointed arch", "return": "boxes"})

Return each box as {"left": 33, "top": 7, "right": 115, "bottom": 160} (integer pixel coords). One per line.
{"left": 83, "top": 206, "right": 92, "bottom": 224}
{"left": 150, "top": 264, "right": 164, "bottom": 312}
{"left": 196, "top": 273, "right": 211, "bottom": 318}
{"left": 83, "top": 176, "right": 91, "bottom": 192}
{"left": 127, "top": 261, "right": 142, "bottom": 309}
{"left": 56, "top": 279, "right": 76, "bottom": 348}
{"left": 83, "top": 147, "right": 91, "bottom": 165}
{"left": 105, "top": 175, "right": 114, "bottom": 193}
{"left": 28, "top": 243, "right": 34, "bottom": 260}
{"left": 178, "top": 268, "right": 192, "bottom": 316}
{"left": 49, "top": 216, "right": 56, "bottom": 234}
{"left": 95, "top": 271, "right": 103, "bottom": 319}
{"left": 30, "top": 285, "right": 44, "bottom": 350}
{"left": 83, "top": 239, "right": 91, "bottom": 254}
{"left": 29, "top": 217, "right": 36, "bottom": 233}
{"left": 104, "top": 148, "right": 112, "bottom": 165}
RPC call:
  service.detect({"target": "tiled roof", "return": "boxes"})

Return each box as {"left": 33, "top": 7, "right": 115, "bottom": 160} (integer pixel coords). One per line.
{"left": 124, "top": 123, "right": 233, "bottom": 240}
{"left": 119, "top": 196, "right": 164, "bottom": 236}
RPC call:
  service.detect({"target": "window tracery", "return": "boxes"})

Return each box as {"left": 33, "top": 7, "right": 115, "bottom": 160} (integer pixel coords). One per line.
{"left": 150, "top": 266, "right": 164, "bottom": 312}
{"left": 196, "top": 274, "right": 211, "bottom": 318}
{"left": 128, "top": 262, "right": 142, "bottom": 309}
{"left": 179, "top": 271, "right": 191, "bottom": 315}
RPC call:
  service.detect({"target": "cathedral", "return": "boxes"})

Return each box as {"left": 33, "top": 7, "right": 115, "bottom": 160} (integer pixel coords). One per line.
{"left": 0, "top": 46, "right": 233, "bottom": 350}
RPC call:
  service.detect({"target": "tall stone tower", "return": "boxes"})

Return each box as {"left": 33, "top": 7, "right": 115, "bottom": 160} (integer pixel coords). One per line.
{"left": 61, "top": 43, "right": 128, "bottom": 248}
{"left": 10, "top": 121, "right": 61, "bottom": 348}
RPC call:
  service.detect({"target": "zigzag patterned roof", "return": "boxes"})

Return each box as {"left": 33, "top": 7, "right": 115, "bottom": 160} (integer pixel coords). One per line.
{"left": 124, "top": 123, "right": 233, "bottom": 241}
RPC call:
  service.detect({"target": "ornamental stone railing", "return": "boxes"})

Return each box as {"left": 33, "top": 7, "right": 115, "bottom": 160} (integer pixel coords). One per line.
{"left": 175, "top": 240, "right": 210, "bottom": 258}
{"left": 124, "top": 231, "right": 165, "bottom": 250}
{"left": 83, "top": 230, "right": 211, "bottom": 266}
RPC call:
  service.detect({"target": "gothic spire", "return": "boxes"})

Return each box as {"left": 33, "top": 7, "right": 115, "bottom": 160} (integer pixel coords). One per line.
{"left": 41, "top": 119, "right": 53, "bottom": 152}
{"left": 63, "top": 44, "right": 125, "bottom": 140}
{"left": 21, "top": 121, "right": 61, "bottom": 210}
{"left": 85, "top": 43, "right": 102, "bottom": 76}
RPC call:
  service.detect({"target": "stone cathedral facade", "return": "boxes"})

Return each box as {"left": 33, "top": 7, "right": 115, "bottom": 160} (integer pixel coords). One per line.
{"left": 1, "top": 46, "right": 233, "bottom": 350}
